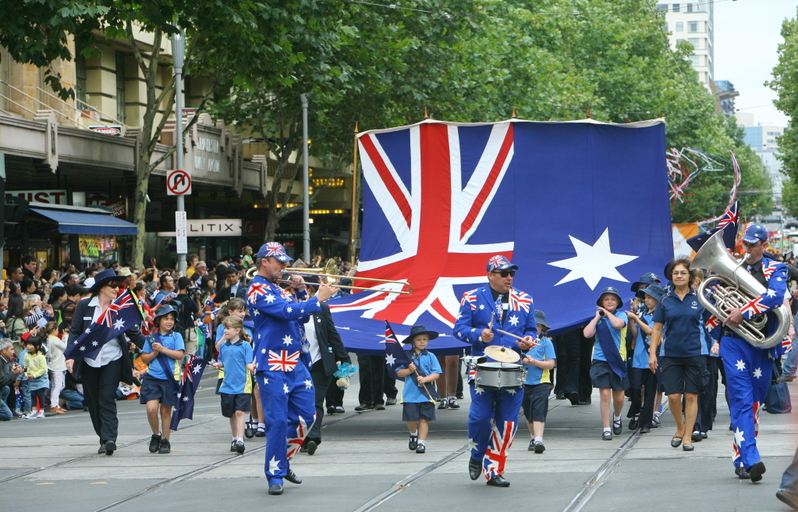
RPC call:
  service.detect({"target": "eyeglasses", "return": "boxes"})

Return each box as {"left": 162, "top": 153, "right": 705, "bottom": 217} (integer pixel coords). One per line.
{"left": 491, "top": 270, "right": 515, "bottom": 278}
{"left": 106, "top": 283, "right": 121, "bottom": 289}
{"left": 672, "top": 271, "right": 690, "bottom": 276}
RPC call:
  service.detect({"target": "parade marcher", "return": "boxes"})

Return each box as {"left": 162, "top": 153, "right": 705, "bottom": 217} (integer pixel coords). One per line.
{"left": 139, "top": 305, "right": 185, "bottom": 454}
{"left": 66, "top": 269, "right": 146, "bottom": 455}
{"left": 521, "top": 310, "right": 556, "bottom": 453}
{"left": 396, "top": 324, "right": 441, "bottom": 454}
{"left": 247, "top": 242, "right": 336, "bottom": 496}
{"left": 625, "top": 284, "right": 664, "bottom": 434}
{"left": 453, "top": 255, "right": 537, "bottom": 487}
{"left": 648, "top": 258, "right": 709, "bottom": 453}
{"left": 583, "top": 287, "right": 628, "bottom": 440}
{"left": 716, "top": 225, "right": 788, "bottom": 481}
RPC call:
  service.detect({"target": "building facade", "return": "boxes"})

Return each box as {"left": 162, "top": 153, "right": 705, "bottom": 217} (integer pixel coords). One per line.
{"left": 659, "top": 1, "right": 714, "bottom": 90}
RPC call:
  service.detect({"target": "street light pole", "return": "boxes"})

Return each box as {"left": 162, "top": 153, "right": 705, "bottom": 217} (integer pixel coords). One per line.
{"left": 301, "top": 93, "right": 310, "bottom": 262}
{"left": 172, "top": 30, "right": 187, "bottom": 274}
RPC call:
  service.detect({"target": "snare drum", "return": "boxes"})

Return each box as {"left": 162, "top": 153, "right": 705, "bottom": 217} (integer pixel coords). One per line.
{"left": 475, "top": 362, "right": 525, "bottom": 390}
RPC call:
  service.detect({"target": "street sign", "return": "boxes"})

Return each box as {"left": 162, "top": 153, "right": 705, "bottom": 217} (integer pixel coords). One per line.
{"left": 167, "top": 169, "right": 192, "bottom": 196}
{"left": 175, "top": 211, "right": 187, "bottom": 254}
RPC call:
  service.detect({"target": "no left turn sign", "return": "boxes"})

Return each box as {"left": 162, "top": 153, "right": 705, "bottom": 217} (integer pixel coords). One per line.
{"left": 167, "top": 169, "right": 192, "bottom": 196}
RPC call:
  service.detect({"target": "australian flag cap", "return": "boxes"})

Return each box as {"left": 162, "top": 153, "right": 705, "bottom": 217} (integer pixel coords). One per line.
{"left": 486, "top": 255, "right": 518, "bottom": 273}
{"left": 256, "top": 242, "right": 294, "bottom": 262}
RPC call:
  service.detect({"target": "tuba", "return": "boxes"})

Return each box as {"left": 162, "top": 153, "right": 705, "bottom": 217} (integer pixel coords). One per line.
{"left": 692, "top": 229, "right": 790, "bottom": 349}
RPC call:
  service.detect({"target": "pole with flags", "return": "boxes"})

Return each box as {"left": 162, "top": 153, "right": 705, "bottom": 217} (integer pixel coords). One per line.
{"left": 383, "top": 320, "right": 435, "bottom": 402}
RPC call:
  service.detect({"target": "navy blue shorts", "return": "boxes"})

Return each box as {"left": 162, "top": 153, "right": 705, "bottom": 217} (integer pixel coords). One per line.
{"left": 139, "top": 376, "right": 178, "bottom": 407}
{"left": 590, "top": 360, "right": 628, "bottom": 391}
{"left": 659, "top": 356, "right": 707, "bottom": 395}
{"left": 220, "top": 392, "right": 251, "bottom": 418}
{"left": 402, "top": 401, "right": 436, "bottom": 422}
{"left": 522, "top": 383, "right": 550, "bottom": 423}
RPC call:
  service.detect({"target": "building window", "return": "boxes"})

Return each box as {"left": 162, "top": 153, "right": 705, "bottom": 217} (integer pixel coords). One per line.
{"left": 688, "top": 38, "right": 700, "bottom": 49}
{"left": 689, "top": 55, "right": 700, "bottom": 66}
{"left": 75, "top": 46, "right": 87, "bottom": 105}
{"left": 115, "top": 52, "right": 126, "bottom": 124}
{"left": 688, "top": 21, "right": 699, "bottom": 33}
{"left": 676, "top": 21, "right": 684, "bottom": 32}
{"left": 673, "top": 4, "right": 680, "bottom": 12}
{"left": 657, "top": 4, "right": 667, "bottom": 12}
{"left": 687, "top": 3, "right": 693, "bottom": 12}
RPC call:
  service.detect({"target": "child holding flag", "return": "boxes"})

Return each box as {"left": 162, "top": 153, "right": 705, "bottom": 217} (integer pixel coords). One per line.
{"left": 140, "top": 305, "right": 185, "bottom": 454}
{"left": 395, "top": 324, "right": 441, "bottom": 454}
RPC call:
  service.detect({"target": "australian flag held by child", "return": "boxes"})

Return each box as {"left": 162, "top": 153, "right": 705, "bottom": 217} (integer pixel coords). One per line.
{"left": 383, "top": 320, "right": 437, "bottom": 400}
{"left": 170, "top": 355, "right": 207, "bottom": 430}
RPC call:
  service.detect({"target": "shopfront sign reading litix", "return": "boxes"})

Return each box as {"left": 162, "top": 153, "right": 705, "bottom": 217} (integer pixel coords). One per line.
{"left": 157, "top": 219, "right": 242, "bottom": 238}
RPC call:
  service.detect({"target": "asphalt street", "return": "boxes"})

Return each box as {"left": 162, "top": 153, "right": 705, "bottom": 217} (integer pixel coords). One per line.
{"left": 1, "top": 356, "right": 797, "bottom": 512}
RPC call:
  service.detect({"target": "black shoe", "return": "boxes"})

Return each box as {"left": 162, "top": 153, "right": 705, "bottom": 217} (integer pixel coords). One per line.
{"left": 639, "top": 426, "right": 651, "bottom": 434}
{"left": 749, "top": 461, "right": 766, "bottom": 483}
{"left": 555, "top": 393, "right": 566, "bottom": 400}
{"left": 104, "top": 440, "right": 116, "bottom": 456}
{"left": 409, "top": 435, "right": 418, "bottom": 451}
{"left": 299, "top": 445, "right": 308, "bottom": 453}
{"left": 691, "top": 431, "right": 702, "bottom": 442}
{"left": 416, "top": 444, "right": 426, "bottom": 454}
{"left": 777, "top": 489, "right": 798, "bottom": 510}
{"left": 386, "top": 397, "right": 397, "bottom": 406}
{"left": 98, "top": 442, "right": 106, "bottom": 454}
{"left": 374, "top": 404, "right": 386, "bottom": 411}
{"left": 268, "top": 483, "right": 283, "bottom": 495}
{"left": 700, "top": 432, "right": 708, "bottom": 440}
{"left": 670, "top": 436, "right": 683, "bottom": 448}
{"left": 736, "top": 466, "right": 751, "bottom": 479}
{"left": 469, "top": 457, "right": 482, "bottom": 480}
{"left": 306, "top": 440, "right": 317, "bottom": 456}
{"left": 612, "top": 419, "right": 622, "bottom": 436}
{"left": 335, "top": 406, "right": 345, "bottom": 414}
{"left": 234, "top": 440, "right": 245, "bottom": 454}
{"left": 602, "top": 431, "right": 612, "bottom": 441}
{"left": 568, "top": 392, "right": 580, "bottom": 405}
{"left": 437, "top": 399, "right": 449, "bottom": 410}
{"left": 285, "top": 470, "right": 302, "bottom": 484}
{"left": 448, "top": 398, "right": 460, "bottom": 409}
{"left": 456, "top": 393, "right": 464, "bottom": 400}
{"left": 354, "top": 404, "right": 374, "bottom": 412}
{"left": 534, "top": 441, "right": 545, "bottom": 454}
{"left": 527, "top": 439, "right": 536, "bottom": 451}
{"left": 255, "top": 427, "right": 266, "bottom": 437}
{"left": 682, "top": 443, "right": 694, "bottom": 452}
{"left": 230, "top": 441, "right": 237, "bottom": 452}
{"left": 629, "top": 416, "right": 639, "bottom": 430}
{"left": 486, "top": 475, "right": 510, "bottom": 487}
{"left": 149, "top": 434, "right": 162, "bottom": 453}
{"left": 326, "top": 407, "right": 335, "bottom": 415}
{"left": 579, "top": 398, "right": 592, "bottom": 405}
{"left": 159, "top": 438, "right": 171, "bottom": 454}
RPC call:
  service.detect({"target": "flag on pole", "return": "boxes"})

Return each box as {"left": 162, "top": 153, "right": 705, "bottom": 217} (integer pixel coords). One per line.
{"left": 64, "top": 289, "right": 144, "bottom": 360}
{"left": 687, "top": 200, "right": 740, "bottom": 252}
{"left": 384, "top": 321, "right": 412, "bottom": 379}
{"left": 170, "top": 355, "right": 208, "bottom": 430}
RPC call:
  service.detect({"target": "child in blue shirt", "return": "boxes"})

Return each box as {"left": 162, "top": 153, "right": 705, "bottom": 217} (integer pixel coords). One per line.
{"left": 522, "top": 310, "right": 556, "bottom": 453}
{"left": 396, "top": 325, "right": 441, "bottom": 454}
{"left": 583, "top": 287, "right": 628, "bottom": 440}
{"left": 23, "top": 336, "right": 49, "bottom": 419}
{"left": 211, "top": 315, "right": 254, "bottom": 454}
{"left": 625, "top": 285, "right": 664, "bottom": 434}
{"left": 140, "top": 305, "right": 185, "bottom": 454}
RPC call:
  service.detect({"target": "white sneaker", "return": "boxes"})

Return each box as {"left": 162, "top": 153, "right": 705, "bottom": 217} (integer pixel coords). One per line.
{"left": 22, "top": 412, "right": 36, "bottom": 419}
{"left": 36, "top": 410, "right": 45, "bottom": 418}
{"left": 653, "top": 411, "right": 661, "bottom": 426}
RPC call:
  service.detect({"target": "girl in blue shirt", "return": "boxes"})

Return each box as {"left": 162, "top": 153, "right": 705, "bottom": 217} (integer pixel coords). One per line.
{"left": 396, "top": 325, "right": 441, "bottom": 454}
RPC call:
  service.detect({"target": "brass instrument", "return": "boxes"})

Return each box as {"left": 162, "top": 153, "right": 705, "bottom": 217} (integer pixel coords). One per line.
{"left": 692, "top": 230, "right": 790, "bottom": 349}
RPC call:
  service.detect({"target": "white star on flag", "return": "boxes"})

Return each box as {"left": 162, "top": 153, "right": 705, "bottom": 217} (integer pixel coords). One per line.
{"left": 287, "top": 306, "right": 293, "bottom": 313}
{"left": 304, "top": 379, "right": 313, "bottom": 389}
{"left": 253, "top": 310, "right": 260, "bottom": 316}
{"left": 261, "top": 348, "right": 267, "bottom": 354}
{"left": 265, "top": 294, "right": 276, "bottom": 303}
{"left": 386, "top": 354, "right": 396, "bottom": 366}
{"left": 735, "top": 360, "right": 746, "bottom": 371}
{"left": 79, "top": 346, "right": 86, "bottom": 351}
{"left": 301, "top": 309, "right": 305, "bottom": 313}
{"left": 85, "top": 328, "right": 91, "bottom": 334}
{"left": 508, "top": 315, "right": 519, "bottom": 326}
{"left": 91, "top": 341, "right": 98, "bottom": 346}
{"left": 548, "top": 228, "right": 638, "bottom": 290}
{"left": 467, "top": 438, "right": 478, "bottom": 451}
{"left": 734, "top": 427, "right": 746, "bottom": 446}
{"left": 507, "top": 388, "right": 517, "bottom": 395}
{"left": 183, "top": 396, "right": 189, "bottom": 401}
{"left": 766, "top": 289, "right": 777, "bottom": 298}
{"left": 268, "top": 456, "right": 281, "bottom": 474}
{"left": 113, "top": 319, "right": 125, "bottom": 330}
{"left": 479, "top": 304, "right": 485, "bottom": 310}
{"left": 475, "top": 386, "right": 485, "bottom": 394}
{"left": 264, "top": 377, "right": 269, "bottom": 384}
{"left": 282, "top": 335, "right": 293, "bottom": 345}
{"left": 283, "top": 383, "right": 289, "bottom": 393}
{"left": 753, "top": 368, "right": 763, "bottom": 379}
{"left": 192, "top": 364, "right": 202, "bottom": 374}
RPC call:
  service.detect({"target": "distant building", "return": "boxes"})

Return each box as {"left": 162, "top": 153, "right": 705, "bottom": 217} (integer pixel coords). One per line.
{"left": 714, "top": 80, "right": 739, "bottom": 118}
{"left": 658, "top": 2, "right": 714, "bottom": 90}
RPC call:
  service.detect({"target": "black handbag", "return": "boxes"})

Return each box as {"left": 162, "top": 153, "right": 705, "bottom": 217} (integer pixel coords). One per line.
{"left": 766, "top": 361, "right": 792, "bottom": 414}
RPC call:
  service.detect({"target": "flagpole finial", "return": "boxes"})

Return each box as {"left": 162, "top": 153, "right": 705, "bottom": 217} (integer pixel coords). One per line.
{"left": 511, "top": 107, "right": 517, "bottom": 119}
{"left": 354, "top": 121, "right": 359, "bottom": 134}
{"left": 586, "top": 106, "right": 592, "bottom": 119}
{"left": 424, "top": 107, "right": 429, "bottom": 119}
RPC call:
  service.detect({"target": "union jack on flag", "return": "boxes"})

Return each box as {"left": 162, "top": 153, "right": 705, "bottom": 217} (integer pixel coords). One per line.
{"left": 328, "top": 119, "right": 673, "bottom": 353}
{"left": 484, "top": 420, "right": 516, "bottom": 480}
{"left": 64, "top": 288, "right": 144, "bottom": 360}
{"left": 741, "top": 296, "right": 769, "bottom": 317}
{"left": 246, "top": 282, "right": 269, "bottom": 304}
{"left": 267, "top": 350, "right": 300, "bottom": 372}
{"left": 687, "top": 200, "right": 740, "bottom": 252}
{"left": 170, "top": 355, "right": 208, "bottom": 430}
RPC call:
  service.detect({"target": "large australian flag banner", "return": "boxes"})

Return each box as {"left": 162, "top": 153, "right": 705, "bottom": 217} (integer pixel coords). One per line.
{"left": 329, "top": 119, "right": 672, "bottom": 355}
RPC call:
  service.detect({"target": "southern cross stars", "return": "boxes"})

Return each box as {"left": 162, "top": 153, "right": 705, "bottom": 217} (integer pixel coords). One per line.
{"left": 734, "top": 427, "right": 746, "bottom": 446}
{"left": 548, "top": 228, "right": 638, "bottom": 290}
{"left": 282, "top": 335, "right": 293, "bottom": 346}
{"left": 735, "top": 360, "right": 746, "bottom": 371}
{"left": 113, "top": 319, "right": 125, "bottom": 330}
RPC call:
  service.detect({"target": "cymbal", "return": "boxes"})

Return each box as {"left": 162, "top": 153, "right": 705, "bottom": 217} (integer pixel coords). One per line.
{"left": 484, "top": 345, "right": 520, "bottom": 363}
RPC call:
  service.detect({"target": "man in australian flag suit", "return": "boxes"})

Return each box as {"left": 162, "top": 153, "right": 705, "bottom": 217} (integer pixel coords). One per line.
{"left": 247, "top": 242, "right": 337, "bottom": 496}
{"left": 454, "top": 255, "right": 537, "bottom": 487}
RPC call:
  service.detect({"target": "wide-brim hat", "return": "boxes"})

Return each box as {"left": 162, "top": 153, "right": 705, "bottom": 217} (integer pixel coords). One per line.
{"left": 631, "top": 272, "right": 662, "bottom": 292}
{"left": 640, "top": 284, "right": 666, "bottom": 302}
{"left": 89, "top": 269, "right": 122, "bottom": 294}
{"left": 534, "top": 310, "right": 550, "bottom": 329}
{"left": 407, "top": 324, "right": 439, "bottom": 343}
{"left": 154, "top": 305, "right": 178, "bottom": 320}
{"left": 256, "top": 242, "right": 294, "bottom": 263}
{"left": 486, "top": 255, "right": 518, "bottom": 273}
{"left": 597, "top": 286, "right": 624, "bottom": 308}
{"left": 117, "top": 267, "right": 133, "bottom": 277}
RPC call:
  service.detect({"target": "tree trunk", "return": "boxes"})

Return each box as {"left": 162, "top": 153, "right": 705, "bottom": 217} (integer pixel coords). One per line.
{"left": 131, "top": 140, "right": 152, "bottom": 271}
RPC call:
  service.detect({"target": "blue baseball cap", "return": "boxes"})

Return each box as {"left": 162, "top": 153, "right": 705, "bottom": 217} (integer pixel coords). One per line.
{"left": 486, "top": 255, "right": 518, "bottom": 273}
{"left": 631, "top": 272, "right": 662, "bottom": 292}
{"left": 256, "top": 242, "right": 294, "bottom": 263}
{"left": 741, "top": 224, "right": 768, "bottom": 244}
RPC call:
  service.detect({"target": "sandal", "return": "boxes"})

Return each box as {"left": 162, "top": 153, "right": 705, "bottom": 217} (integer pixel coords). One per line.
{"left": 670, "top": 436, "right": 683, "bottom": 448}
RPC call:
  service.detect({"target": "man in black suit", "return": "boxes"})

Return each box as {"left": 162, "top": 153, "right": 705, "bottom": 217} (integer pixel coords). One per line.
{"left": 300, "top": 300, "right": 350, "bottom": 455}
{"left": 216, "top": 266, "right": 246, "bottom": 304}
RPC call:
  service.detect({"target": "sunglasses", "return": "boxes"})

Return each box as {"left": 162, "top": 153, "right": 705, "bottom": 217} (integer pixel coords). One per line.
{"left": 106, "top": 283, "right": 121, "bottom": 289}
{"left": 491, "top": 270, "right": 515, "bottom": 278}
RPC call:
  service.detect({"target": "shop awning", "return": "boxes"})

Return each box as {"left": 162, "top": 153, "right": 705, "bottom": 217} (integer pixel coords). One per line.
{"left": 31, "top": 208, "right": 138, "bottom": 235}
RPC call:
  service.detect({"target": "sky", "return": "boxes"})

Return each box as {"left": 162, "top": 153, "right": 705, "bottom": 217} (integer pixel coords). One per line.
{"left": 714, "top": 0, "right": 796, "bottom": 127}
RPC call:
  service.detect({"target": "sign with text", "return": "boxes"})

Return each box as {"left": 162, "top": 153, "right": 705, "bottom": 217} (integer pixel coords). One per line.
{"left": 6, "top": 189, "right": 67, "bottom": 204}
{"left": 157, "top": 218, "right": 242, "bottom": 238}
{"left": 176, "top": 211, "right": 187, "bottom": 254}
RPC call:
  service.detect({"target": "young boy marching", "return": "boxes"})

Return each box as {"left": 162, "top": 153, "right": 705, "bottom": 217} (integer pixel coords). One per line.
{"left": 396, "top": 324, "right": 441, "bottom": 454}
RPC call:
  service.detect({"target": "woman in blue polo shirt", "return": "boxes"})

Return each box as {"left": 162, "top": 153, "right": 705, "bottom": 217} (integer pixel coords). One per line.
{"left": 648, "top": 258, "right": 709, "bottom": 452}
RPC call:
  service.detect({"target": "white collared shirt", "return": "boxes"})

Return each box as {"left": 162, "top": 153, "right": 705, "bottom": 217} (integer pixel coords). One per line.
{"left": 306, "top": 315, "right": 321, "bottom": 365}
{"left": 83, "top": 296, "right": 123, "bottom": 368}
